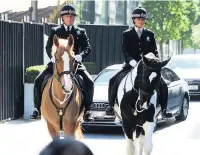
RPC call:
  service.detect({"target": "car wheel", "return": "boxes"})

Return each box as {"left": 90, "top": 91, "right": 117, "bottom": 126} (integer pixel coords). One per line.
{"left": 175, "top": 96, "right": 189, "bottom": 121}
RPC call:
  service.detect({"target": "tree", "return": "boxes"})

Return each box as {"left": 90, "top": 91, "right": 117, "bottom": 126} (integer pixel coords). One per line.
{"left": 141, "top": 1, "right": 195, "bottom": 60}
{"left": 181, "top": 1, "right": 200, "bottom": 49}
{"left": 48, "top": 0, "right": 61, "bottom": 23}
{"left": 192, "top": 24, "right": 200, "bottom": 52}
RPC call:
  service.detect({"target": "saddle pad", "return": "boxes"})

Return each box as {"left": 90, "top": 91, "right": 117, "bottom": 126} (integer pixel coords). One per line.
{"left": 114, "top": 70, "right": 131, "bottom": 105}
{"left": 116, "top": 70, "right": 130, "bottom": 86}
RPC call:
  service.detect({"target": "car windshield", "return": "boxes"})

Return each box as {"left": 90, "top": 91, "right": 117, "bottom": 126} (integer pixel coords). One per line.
{"left": 94, "top": 69, "right": 120, "bottom": 86}
{"left": 167, "top": 57, "right": 200, "bottom": 69}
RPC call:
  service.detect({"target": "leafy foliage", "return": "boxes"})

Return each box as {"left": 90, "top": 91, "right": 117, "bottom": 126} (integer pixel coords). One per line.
{"left": 141, "top": 0, "right": 200, "bottom": 58}
{"left": 192, "top": 24, "right": 200, "bottom": 48}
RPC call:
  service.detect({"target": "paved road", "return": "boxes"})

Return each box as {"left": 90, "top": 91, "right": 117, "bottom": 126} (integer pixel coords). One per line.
{"left": 0, "top": 100, "right": 200, "bottom": 155}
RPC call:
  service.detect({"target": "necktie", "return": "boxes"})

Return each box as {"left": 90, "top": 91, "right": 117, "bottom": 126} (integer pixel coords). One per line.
{"left": 67, "top": 26, "right": 70, "bottom": 32}
{"left": 137, "top": 29, "right": 142, "bottom": 38}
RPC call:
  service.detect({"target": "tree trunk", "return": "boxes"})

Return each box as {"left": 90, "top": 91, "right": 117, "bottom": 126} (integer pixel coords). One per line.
{"left": 159, "top": 40, "right": 163, "bottom": 61}
{"left": 123, "top": 0, "right": 127, "bottom": 25}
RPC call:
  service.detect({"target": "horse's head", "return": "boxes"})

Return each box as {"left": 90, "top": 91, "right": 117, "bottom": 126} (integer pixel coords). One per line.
{"left": 136, "top": 52, "right": 171, "bottom": 110}
{"left": 51, "top": 34, "right": 75, "bottom": 92}
{"left": 52, "top": 34, "right": 74, "bottom": 70}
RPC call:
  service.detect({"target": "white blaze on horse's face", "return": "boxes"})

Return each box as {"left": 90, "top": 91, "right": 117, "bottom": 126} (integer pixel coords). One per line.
{"left": 62, "top": 51, "right": 72, "bottom": 91}
{"left": 149, "top": 72, "right": 157, "bottom": 83}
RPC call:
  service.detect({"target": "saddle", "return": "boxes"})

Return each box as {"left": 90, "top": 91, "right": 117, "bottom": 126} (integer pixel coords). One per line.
{"left": 113, "top": 70, "right": 131, "bottom": 105}
{"left": 115, "top": 70, "right": 130, "bottom": 88}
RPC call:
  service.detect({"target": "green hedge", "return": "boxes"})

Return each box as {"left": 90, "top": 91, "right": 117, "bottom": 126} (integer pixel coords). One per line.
{"left": 24, "top": 62, "right": 96, "bottom": 83}
{"left": 25, "top": 65, "right": 46, "bottom": 83}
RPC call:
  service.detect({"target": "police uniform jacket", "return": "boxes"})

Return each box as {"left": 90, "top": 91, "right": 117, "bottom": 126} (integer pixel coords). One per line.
{"left": 122, "top": 27, "right": 158, "bottom": 64}
{"left": 46, "top": 24, "right": 91, "bottom": 61}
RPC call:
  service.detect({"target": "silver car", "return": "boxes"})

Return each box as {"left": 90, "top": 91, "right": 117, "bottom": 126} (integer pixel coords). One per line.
{"left": 167, "top": 54, "right": 200, "bottom": 97}
{"left": 81, "top": 64, "right": 190, "bottom": 130}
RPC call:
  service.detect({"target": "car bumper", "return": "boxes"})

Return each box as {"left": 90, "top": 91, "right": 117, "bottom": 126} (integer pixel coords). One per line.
{"left": 81, "top": 121, "right": 122, "bottom": 127}
{"left": 189, "top": 91, "right": 200, "bottom": 96}
{"left": 81, "top": 114, "right": 122, "bottom": 128}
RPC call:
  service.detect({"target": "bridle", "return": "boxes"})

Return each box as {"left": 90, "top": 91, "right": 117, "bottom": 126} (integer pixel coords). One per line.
{"left": 135, "top": 61, "right": 160, "bottom": 113}
{"left": 48, "top": 54, "right": 80, "bottom": 135}
{"left": 53, "top": 57, "right": 79, "bottom": 93}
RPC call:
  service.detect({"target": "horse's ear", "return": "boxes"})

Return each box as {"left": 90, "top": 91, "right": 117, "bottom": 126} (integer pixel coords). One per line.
{"left": 160, "top": 57, "right": 171, "bottom": 67}
{"left": 53, "top": 34, "right": 59, "bottom": 47}
{"left": 142, "top": 53, "right": 149, "bottom": 64}
{"left": 68, "top": 34, "right": 74, "bottom": 46}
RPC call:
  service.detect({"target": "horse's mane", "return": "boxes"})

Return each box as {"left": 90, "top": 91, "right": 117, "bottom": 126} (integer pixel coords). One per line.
{"left": 51, "top": 38, "right": 74, "bottom": 57}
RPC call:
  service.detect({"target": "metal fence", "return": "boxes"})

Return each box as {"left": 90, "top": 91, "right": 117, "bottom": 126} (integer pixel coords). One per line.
{"left": 0, "top": 20, "right": 24, "bottom": 121}
{"left": 24, "top": 22, "right": 44, "bottom": 70}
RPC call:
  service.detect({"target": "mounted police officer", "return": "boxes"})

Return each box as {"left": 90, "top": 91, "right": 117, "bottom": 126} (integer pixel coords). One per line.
{"left": 30, "top": 4, "right": 94, "bottom": 121}
{"left": 106, "top": 6, "right": 172, "bottom": 119}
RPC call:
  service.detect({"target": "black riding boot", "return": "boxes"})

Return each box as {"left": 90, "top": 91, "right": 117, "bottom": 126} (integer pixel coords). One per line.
{"left": 30, "top": 62, "right": 53, "bottom": 120}
{"left": 78, "top": 69, "right": 94, "bottom": 122}
{"left": 159, "top": 78, "right": 173, "bottom": 119}
{"left": 106, "top": 77, "right": 117, "bottom": 115}
{"left": 30, "top": 83, "right": 42, "bottom": 119}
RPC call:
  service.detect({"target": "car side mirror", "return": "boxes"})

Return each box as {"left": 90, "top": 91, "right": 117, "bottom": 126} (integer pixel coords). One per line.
{"left": 164, "top": 79, "right": 171, "bottom": 85}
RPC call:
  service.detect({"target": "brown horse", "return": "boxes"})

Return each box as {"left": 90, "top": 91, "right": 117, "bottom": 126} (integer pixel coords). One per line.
{"left": 41, "top": 34, "right": 83, "bottom": 140}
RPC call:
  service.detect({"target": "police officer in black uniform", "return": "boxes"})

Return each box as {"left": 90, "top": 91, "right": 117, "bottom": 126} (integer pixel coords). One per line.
{"left": 30, "top": 4, "right": 94, "bottom": 121}
{"left": 106, "top": 6, "right": 172, "bottom": 119}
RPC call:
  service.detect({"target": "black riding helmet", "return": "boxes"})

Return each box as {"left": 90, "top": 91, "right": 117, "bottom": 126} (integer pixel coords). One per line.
{"left": 60, "top": 4, "right": 76, "bottom": 16}
{"left": 132, "top": 6, "right": 148, "bottom": 20}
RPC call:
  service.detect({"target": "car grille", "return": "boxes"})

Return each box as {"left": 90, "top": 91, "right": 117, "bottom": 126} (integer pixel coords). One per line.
{"left": 91, "top": 102, "right": 109, "bottom": 110}
{"left": 186, "top": 80, "right": 200, "bottom": 85}
{"left": 185, "top": 80, "right": 200, "bottom": 92}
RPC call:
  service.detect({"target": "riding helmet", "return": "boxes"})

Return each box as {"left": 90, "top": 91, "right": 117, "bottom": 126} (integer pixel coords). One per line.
{"left": 60, "top": 4, "right": 76, "bottom": 16}
{"left": 132, "top": 6, "right": 148, "bottom": 19}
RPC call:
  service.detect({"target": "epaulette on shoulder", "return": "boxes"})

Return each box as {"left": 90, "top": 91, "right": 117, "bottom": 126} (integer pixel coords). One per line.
{"left": 123, "top": 27, "right": 132, "bottom": 33}
{"left": 146, "top": 28, "right": 154, "bottom": 34}
{"left": 52, "top": 25, "right": 62, "bottom": 31}
{"left": 76, "top": 26, "right": 85, "bottom": 32}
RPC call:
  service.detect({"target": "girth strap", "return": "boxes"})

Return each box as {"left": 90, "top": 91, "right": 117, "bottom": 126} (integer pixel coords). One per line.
{"left": 49, "top": 77, "right": 74, "bottom": 130}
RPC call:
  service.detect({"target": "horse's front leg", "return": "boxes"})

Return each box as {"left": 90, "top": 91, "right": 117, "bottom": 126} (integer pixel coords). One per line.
{"left": 136, "top": 135, "right": 145, "bottom": 155}
{"left": 46, "top": 121, "right": 57, "bottom": 139}
{"left": 125, "top": 136, "right": 135, "bottom": 155}
{"left": 143, "top": 122, "right": 155, "bottom": 155}
{"left": 63, "top": 121, "right": 76, "bottom": 138}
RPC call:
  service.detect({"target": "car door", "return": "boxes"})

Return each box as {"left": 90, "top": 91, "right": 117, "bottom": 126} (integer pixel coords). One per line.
{"left": 161, "top": 68, "right": 181, "bottom": 112}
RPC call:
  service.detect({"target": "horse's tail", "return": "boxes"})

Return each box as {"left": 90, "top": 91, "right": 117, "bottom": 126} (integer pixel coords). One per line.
{"left": 75, "top": 121, "right": 83, "bottom": 140}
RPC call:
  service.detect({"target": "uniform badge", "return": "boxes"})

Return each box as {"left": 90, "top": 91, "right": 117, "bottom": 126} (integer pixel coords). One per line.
{"left": 147, "top": 36, "right": 150, "bottom": 41}
{"left": 77, "top": 30, "right": 80, "bottom": 35}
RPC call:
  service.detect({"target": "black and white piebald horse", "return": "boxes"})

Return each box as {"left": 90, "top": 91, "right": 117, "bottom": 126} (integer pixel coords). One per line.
{"left": 115, "top": 53, "right": 171, "bottom": 155}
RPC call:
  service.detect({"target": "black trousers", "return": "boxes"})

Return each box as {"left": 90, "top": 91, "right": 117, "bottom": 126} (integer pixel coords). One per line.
{"left": 33, "top": 62, "right": 94, "bottom": 112}
{"left": 108, "top": 65, "right": 132, "bottom": 107}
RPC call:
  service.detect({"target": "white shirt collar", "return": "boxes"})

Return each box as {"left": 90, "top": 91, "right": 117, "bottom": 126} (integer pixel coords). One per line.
{"left": 64, "top": 24, "right": 72, "bottom": 31}
{"left": 135, "top": 26, "right": 143, "bottom": 33}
